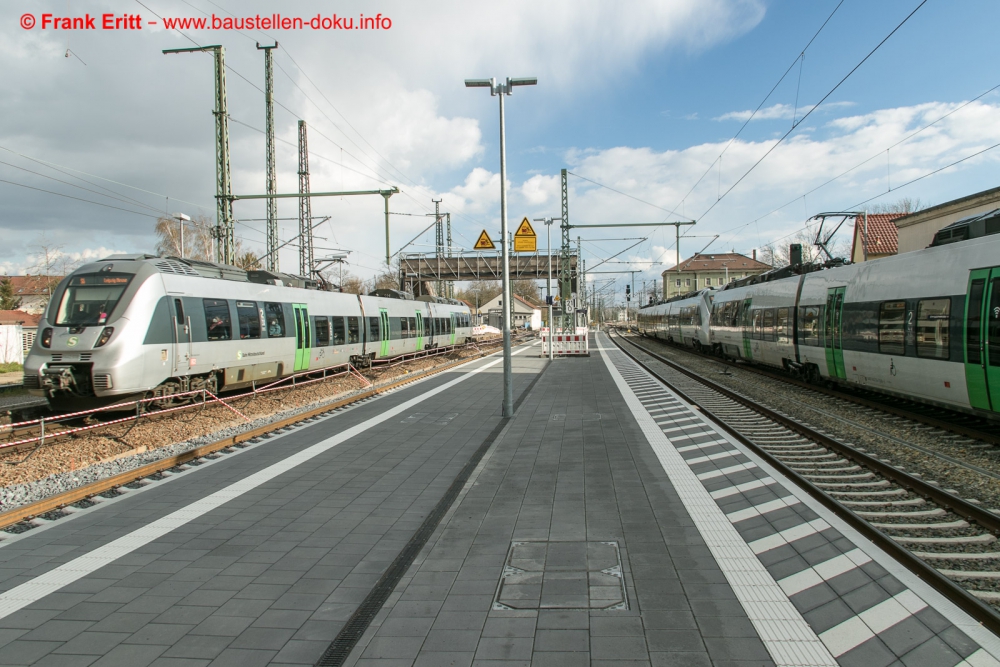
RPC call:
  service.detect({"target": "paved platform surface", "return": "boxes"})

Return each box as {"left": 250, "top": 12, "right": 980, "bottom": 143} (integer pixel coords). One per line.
{"left": 0, "top": 337, "right": 998, "bottom": 667}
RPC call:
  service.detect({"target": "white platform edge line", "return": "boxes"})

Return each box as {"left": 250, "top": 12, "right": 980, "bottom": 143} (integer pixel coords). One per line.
{"left": 608, "top": 335, "right": 1000, "bottom": 662}
{"left": 0, "top": 347, "right": 530, "bottom": 620}
{"left": 598, "top": 338, "right": 838, "bottom": 667}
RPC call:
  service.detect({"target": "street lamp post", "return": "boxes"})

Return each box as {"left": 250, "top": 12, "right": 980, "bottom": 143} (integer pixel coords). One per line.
{"left": 466, "top": 76, "right": 537, "bottom": 418}
{"left": 173, "top": 212, "right": 191, "bottom": 259}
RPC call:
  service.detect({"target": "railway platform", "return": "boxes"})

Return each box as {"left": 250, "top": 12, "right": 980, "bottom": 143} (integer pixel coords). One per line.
{"left": 0, "top": 336, "right": 997, "bottom": 666}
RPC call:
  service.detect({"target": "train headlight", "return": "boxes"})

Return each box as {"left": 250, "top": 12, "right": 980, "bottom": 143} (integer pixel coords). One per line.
{"left": 40, "top": 328, "right": 52, "bottom": 348}
{"left": 95, "top": 327, "right": 114, "bottom": 347}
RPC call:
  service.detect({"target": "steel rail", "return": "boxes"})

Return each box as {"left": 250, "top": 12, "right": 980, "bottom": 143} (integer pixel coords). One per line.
{"left": 624, "top": 327, "right": 1000, "bottom": 446}
{"left": 608, "top": 330, "right": 1000, "bottom": 637}
{"left": 0, "top": 338, "right": 516, "bottom": 533}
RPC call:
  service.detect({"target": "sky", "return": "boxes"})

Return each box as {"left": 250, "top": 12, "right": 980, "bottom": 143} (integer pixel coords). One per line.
{"left": 2, "top": 0, "right": 1000, "bottom": 303}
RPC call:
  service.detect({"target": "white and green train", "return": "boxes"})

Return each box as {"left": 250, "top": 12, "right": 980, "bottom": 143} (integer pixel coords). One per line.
{"left": 23, "top": 255, "right": 473, "bottom": 410}
{"left": 638, "top": 211, "right": 1000, "bottom": 419}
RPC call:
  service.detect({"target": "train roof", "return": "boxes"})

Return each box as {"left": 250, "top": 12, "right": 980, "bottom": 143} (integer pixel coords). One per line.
{"left": 82, "top": 255, "right": 323, "bottom": 290}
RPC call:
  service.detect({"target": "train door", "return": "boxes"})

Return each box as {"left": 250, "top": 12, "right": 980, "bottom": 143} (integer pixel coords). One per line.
{"left": 415, "top": 312, "right": 425, "bottom": 351}
{"left": 964, "top": 269, "right": 1000, "bottom": 410}
{"left": 740, "top": 298, "right": 753, "bottom": 359}
{"left": 172, "top": 298, "right": 189, "bottom": 375}
{"left": 450, "top": 313, "right": 457, "bottom": 345}
{"left": 379, "top": 309, "right": 390, "bottom": 357}
{"left": 824, "top": 287, "right": 846, "bottom": 379}
{"left": 292, "top": 304, "right": 311, "bottom": 372}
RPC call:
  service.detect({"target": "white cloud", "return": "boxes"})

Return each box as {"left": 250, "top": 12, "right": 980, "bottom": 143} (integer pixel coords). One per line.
{"left": 520, "top": 174, "right": 559, "bottom": 205}
{"left": 715, "top": 101, "right": 855, "bottom": 122}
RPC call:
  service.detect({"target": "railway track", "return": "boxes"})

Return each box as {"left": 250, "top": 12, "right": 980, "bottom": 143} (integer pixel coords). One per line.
{"left": 0, "top": 336, "right": 524, "bottom": 535}
{"left": 0, "top": 338, "right": 509, "bottom": 458}
{"left": 608, "top": 329, "right": 1000, "bottom": 635}
{"left": 621, "top": 326, "right": 1000, "bottom": 446}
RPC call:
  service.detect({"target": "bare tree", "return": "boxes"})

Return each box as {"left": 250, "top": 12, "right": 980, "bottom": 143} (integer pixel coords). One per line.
{"left": 154, "top": 214, "right": 214, "bottom": 260}
{"left": 868, "top": 198, "right": 922, "bottom": 215}
{"left": 456, "top": 280, "right": 502, "bottom": 311}
{"left": 28, "top": 234, "right": 79, "bottom": 305}
{"left": 339, "top": 272, "right": 366, "bottom": 295}
{"left": 512, "top": 280, "right": 541, "bottom": 303}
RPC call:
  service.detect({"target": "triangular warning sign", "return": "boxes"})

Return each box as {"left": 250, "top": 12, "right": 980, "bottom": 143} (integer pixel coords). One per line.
{"left": 474, "top": 230, "right": 496, "bottom": 250}
{"left": 515, "top": 217, "right": 536, "bottom": 237}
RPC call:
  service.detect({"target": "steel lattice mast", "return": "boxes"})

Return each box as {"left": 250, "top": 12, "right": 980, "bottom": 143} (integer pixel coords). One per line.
{"left": 559, "top": 168, "right": 573, "bottom": 328}
{"left": 163, "top": 45, "right": 234, "bottom": 265}
{"left": 297, "top": 121, "right": 313, "bottom": 278}
{"left": 433, "top": 199, "right": 443, "bottom": 296}
{"left": 257, "top": 43, "right": 279, "bottom": 271}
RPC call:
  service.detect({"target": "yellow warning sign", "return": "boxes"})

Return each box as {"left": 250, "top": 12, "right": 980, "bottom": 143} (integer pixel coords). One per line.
{"left": 473, "top": 230, "right": 496, "bottom": 250}
{"left": 515, "top": 217, "right": 536, "bottom": 238}
{"left": 513, "top": 217, "right": 537, "bottom": 252}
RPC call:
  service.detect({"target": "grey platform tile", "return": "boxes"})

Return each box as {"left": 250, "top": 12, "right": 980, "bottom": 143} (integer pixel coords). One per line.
{"left": 203, "top": 647, "right": 276, "bottom": 667}
{"left": 590, "top": 635, "right": 647, "bottom": 661}
{"left": 650, "top": 651, "right": 712, "bottom": 667}
{"left": 270, "top": 638, "right": 328, "bottom": 665}
{"left": 0, "top": 639, "right": 62, "bottom": 665}
{"left": 532, "top": 629, "right": 588, "bottom": 652}
{"left": 32, "top": 654, "right": 101, "bottom": 667}
{"left": 360, "top": 636, "right": 425, "bottom": 660}
{"left": 422, "top": 629, "right": 480, "bottom": 652}
{"left": 188, "top": 615, "right": 254, "bottom": 637}
{"left": 413, "top": 651, "right": 475, "bottom": 667}
{"left": 88, "top": 643, "right": 166, "bottom": 667}
{"left": 836, "top": 636, "right": 897, "bottom": 667}
{"left": 702, "top": 636, "right": 774, "bottom": 664}
{"left": 20, "top": 620, "right": 94, "bottom": 642}
{"left": 153, "top": 606, "right": 216, "bottom": 626}
{"left": 124, "top": 623, "right": 195, "bottom": 646}
{"left": 228, "top": 626, "right": 295, "bottom": 650}
{"left": 431, "top": 612, "right": 489, "bottom": 631}
{"left": 474, "top": 637, "right": 534, "bottom": 661}
{"left": 47, "top": 631, "right": 130, "bottom": 657}
{"left": 374, "top": 616, "right": 434, "bottom": 637}
{"left": 148, "top": 659, "right": 210, "bottom": 667}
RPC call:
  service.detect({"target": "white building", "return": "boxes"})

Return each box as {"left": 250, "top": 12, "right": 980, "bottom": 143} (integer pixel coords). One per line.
{"left": 480, "top": 294, "right": 542, "bottom": 330}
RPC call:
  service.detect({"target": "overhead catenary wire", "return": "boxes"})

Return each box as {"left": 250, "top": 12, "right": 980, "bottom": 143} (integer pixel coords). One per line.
{"left": 697, "top": 0, "right": 929, "bottom": 223}
{"left": 711, "top": 79, "right": 1000, "bottom": 251}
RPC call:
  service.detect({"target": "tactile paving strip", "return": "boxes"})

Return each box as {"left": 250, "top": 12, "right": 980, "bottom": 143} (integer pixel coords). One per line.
{"left": 599, "top": 337, "right": 1000, "bottom": 667}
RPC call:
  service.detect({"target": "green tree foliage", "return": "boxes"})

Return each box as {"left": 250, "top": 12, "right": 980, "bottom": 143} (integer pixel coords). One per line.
{"left": 0, "top": 277, "right": 21, "bottom": 310}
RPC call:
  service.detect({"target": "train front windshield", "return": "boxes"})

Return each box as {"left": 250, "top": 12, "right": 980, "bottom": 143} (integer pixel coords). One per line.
{"left": 54, "top": 274, "right": 133, "bottom": 326}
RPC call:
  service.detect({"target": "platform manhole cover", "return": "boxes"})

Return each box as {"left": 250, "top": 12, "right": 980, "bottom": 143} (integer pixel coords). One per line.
{"left": 493, "top": 541, "right": 627, "bottom": 610}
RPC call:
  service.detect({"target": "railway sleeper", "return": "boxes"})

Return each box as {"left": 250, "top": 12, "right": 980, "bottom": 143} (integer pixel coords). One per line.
{"left": 828, "top": 486, "right": 902, "bottom": 495}
{"left": 873, "top": 519, "right": 970, "bottom": 530}
{"left": 915, "top": 551, "right": 1000, "bottom": 560}
{"left": 939, "top": 570, "right": 1000, "bottom": 581}
{"left": 841, "top": 497, "right": 926, "bottom": 507}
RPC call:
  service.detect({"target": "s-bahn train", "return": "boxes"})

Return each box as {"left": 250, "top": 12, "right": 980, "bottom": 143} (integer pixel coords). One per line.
{"left": 23, "top": 255, "right": 473, "bottom": 409}
{"left": 637, "top": 212, "right": 1000, "bottom": 419}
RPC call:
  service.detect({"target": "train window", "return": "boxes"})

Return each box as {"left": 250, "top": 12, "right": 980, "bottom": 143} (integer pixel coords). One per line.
{"left": 348, "top": 317, "right": 360, "bottom": 344}
{"left": 800, "top": 307, "right": 820, "bottom": 345}
{"left": 752, "top": 310, "right": 763, "bottom": 340}
{"left": 236, "top": 301, "right": 260, "bottom": 340}
{"left": 407, "top": 317, "right": 416, "bottom": 338}
{"left": 916, "top": 299, "right": 949, "bottom": 359}
{"left": 265, "top": 303, "right": 285, "bottom": 337}
{"left": 776, "top": 308, "right": 789, "bottom": 342}
{"left": 968, "top": 280, "right": 985, "bottom": 365}
{"left": 368, "top": 317, "right": 380, "bottom": 342}
{"left": 315, "top": 317, "right": 331, "bottom": 347}
{"left": 762, "top": 309, "right": 775, "bottom": 341}
{"left": 399, "top": 317, "right": 408, "bottom": 339}
{"left": 332, "top": 317, "right": 346, "bottom": 345}
{"left": 203, "top": 299, "right": 232, "bottom": 341}
{"left": 879, "top": 301, "right": 906, "bottom": 354}
{"left": 174, "top": 299, "right": 185, "bottom": 325}
{"left": 989, "top": 280, "right": 1000, "bottom": 367}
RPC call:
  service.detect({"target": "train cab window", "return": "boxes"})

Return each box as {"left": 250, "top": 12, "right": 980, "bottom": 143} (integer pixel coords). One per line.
{"left": 315, "top": 317, "right": 331, "bottom": 347}
{"left": 203, "top": 299, "right": 232, "bottom": 341}
{"left": 776, "top": 308, "right": 789, "bottom": 342}
{"left": 174, "top": 299, "right": 185, "bottom": 325}
{"left": 368, "top": 317, "right": 380, "bottom": 342}
{"left": 348, "top": 317, "right": 360, "bottom": 344}
{"left": 55, "top": 273, "right": 133, "bottom": 326}
{"left": 265, "top": 303, "right": 285, "bottom": 337}
{"left": 916, "top": 299, "right": 950, "bottom": 360}
{"left": 332, "top": 317, "right": 346, "bottom": 345}
{"left": 236, "top": 301, "right": 260, "bottom": 340}
{"left": 879, "top": 301, "right": 906, "bottom": 354}
{"left": 800, "top": 306, "right": 820, "bottom": 345}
